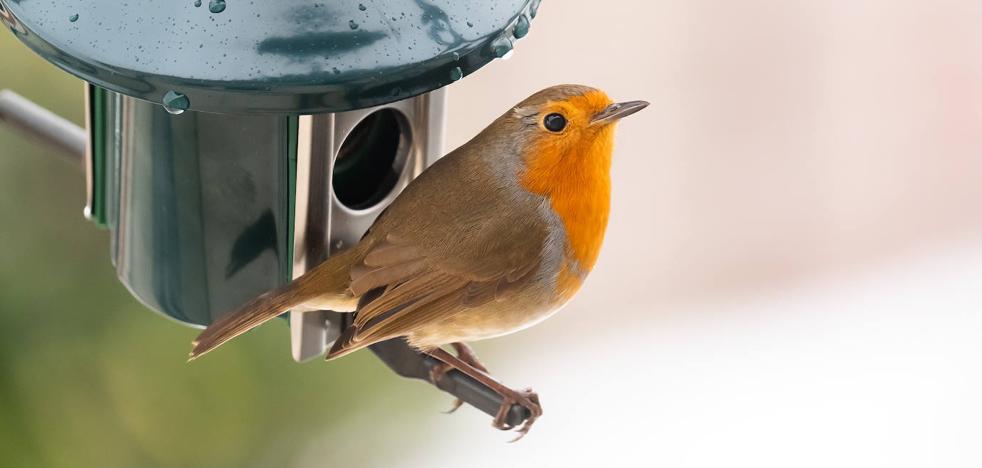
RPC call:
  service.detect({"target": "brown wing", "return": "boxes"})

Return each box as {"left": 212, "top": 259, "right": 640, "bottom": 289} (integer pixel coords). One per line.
{"left": 326, "top": 143, "right": 550, "bottom": 359}
{"left": 327, "top": 235, "right": 540, "bottom": 358}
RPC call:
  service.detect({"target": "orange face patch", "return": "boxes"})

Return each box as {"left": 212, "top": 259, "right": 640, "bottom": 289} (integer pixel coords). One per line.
{"left": 520, "top": 90, "right": 616, "bottom": 281}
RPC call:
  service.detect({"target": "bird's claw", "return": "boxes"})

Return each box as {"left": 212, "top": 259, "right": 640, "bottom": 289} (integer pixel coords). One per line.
{"left": 492, "top": 387, "right": 542, "bottom": 442}
{"left": 442, "top": 398, "right": 464, "bottom": 414}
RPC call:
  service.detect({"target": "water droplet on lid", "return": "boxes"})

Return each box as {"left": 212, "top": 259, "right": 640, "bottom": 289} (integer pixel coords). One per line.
{"left": 358, "top": 3, "right": 367, "bottom": 11}
{"left": 513, "top": 15, "right": 530, "bottom": 38}
{"left": 69, "top": 13, "right": 79, "bottom": 22}
{"left": 208, "top": 0, "right": 226, "bottom": 14}
{"left": 348, "top": 20, "right": 359, "bottom": 30}
{"left": 449, "top": 66, "right": 463, "bottom": 81}
{"left": 162, "top": 90, "right": 190, "bottom": 115}
{"left": 466, "top": 21, "right": 474, "bottom": 27}
{"left": 332, "top": 67, "right": 341, "bottom": 74}
{"left": 490, "top": 35, "right": 513, "bottom": 58}
{"left": 530, "top": 0, "right": 541, "bottom": 18}
{"left": 451, "top": 51, "right": 460, "bottom": 61}
{"left": 193, "top": 0, "right": 201, "bottom": 7}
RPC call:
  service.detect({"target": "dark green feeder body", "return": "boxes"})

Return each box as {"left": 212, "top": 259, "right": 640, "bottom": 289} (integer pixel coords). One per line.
{"left": 0, "top": 0, "right": 540, "bottom": 337}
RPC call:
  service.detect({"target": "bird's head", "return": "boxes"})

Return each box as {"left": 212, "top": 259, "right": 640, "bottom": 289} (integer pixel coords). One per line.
{"left": 492, "top": 84, "right": 647, "bottom": 197}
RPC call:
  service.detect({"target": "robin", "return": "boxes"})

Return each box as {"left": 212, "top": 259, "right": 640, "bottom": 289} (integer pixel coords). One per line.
{"left": 190, "top": 84, "right": 648, "bottom": 439}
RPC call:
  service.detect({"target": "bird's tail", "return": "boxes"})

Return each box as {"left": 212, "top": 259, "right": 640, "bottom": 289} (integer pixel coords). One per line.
{"left": 188, "top": 246, "right": 362, "bottom": 360}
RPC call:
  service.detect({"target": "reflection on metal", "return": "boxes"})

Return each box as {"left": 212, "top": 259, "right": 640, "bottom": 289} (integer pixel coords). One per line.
{"left": 291, "top": 88, "right": 446, "bottom": 362}
{"left": 84, "top": 84, "right": 107, "bottom": 226}
{"left": 83, "top": 85, "right": 94, "bottom": 223}
{"left": 291, "top": 113, "right": 334, "bottom": 361}
{"left": 108, "top": 92, "right": 296, "bottom": 327}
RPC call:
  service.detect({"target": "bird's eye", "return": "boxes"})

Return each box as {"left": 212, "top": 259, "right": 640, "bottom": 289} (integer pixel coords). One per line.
{"left": 543, "top": 113, "right": 567, "bottom": 132}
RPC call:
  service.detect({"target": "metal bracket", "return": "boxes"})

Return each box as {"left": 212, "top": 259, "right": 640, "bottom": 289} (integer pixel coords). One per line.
{"left": 290, "top": 88, "right": 446, "bottom": 362}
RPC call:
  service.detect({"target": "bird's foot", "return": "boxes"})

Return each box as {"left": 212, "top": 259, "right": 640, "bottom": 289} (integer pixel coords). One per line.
{"left": 425, "top": 345, "right": 542, "bottom": 440}
{"left": 492, "top": 386, "right": 542, "bottom": 442}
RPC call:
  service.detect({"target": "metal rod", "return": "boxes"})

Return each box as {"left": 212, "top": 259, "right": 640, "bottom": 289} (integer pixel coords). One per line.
{"left": 0, "top": 89, "right": 86, "bottom": 166}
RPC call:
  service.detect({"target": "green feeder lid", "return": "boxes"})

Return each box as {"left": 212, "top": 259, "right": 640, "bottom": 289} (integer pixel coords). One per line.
{"left": 0, "top": 0, "right": 540, "bottom": 114}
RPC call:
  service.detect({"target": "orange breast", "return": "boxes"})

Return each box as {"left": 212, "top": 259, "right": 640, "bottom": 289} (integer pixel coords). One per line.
{"left": 519, "top": 93, "right": 615, "bottom": 299}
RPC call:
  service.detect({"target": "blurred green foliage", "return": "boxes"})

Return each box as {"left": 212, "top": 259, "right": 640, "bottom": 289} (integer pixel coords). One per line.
{"left": 0, "top": 31, "right": 436, "bottom": 468}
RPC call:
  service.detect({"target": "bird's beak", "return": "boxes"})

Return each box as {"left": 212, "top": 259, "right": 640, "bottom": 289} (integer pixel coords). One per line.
{"left": 590, "top": 100, "right": 650, "bottom": 126}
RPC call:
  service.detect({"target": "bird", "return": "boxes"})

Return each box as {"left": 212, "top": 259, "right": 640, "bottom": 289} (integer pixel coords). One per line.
{"left": 189, "top": 84, "right": 648, "bottom": 439}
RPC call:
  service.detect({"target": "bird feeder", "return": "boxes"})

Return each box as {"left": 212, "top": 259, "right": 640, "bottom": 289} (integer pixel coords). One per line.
{"left": 0, "top": 0, "right": 541, "bottom": 427}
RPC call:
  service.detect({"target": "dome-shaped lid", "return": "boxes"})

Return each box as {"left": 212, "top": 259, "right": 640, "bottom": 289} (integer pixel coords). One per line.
{"left": 0, "top": 0, "right": 540, "bottom": 113}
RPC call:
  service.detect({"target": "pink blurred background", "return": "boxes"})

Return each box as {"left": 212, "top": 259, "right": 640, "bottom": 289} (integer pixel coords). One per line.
{"left": 452, "top": 0, "right": 982, "bottom": 307}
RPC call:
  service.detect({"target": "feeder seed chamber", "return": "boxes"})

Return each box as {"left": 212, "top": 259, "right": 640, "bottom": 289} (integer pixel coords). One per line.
{"left": 0, "top": 0, "right": 542, "bottom": 427}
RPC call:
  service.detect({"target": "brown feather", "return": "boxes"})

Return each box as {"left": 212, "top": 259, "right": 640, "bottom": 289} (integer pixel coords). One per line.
{"left": 362, "top": 242, "right": 421, "bottom": 267}
{"left": 348, "top": 258, "right": 428, "bottom": 297}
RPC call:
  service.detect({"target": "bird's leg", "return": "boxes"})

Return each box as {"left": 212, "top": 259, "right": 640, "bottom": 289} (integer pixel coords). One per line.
{"left": 428, "top": 342, "right": 489, "bottom": 382}
{"left": 451, "top": 342, "right": 489, "bottom": 372}
{"left": 428, "top": 343, "right": 491, "bottom": 413}
{"left": 426, "top": 347, "right": 542, "bottom": 441}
